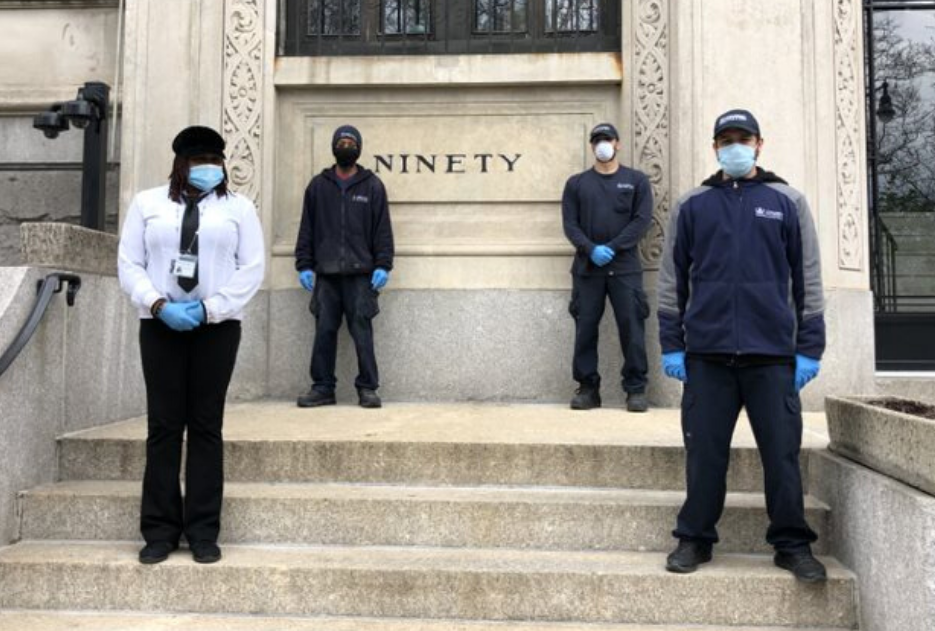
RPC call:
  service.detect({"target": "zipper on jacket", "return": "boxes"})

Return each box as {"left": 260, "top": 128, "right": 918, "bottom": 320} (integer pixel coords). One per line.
{"left": 340, "top": 189, "right": 347, "bottom": 272}
{"left": 733, "top": 180, "right": 743, "bottom": 356}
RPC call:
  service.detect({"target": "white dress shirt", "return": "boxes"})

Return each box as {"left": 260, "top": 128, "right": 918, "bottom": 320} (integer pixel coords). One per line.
{"left": 118, "top": 184, "right": 266, "bottom": 323}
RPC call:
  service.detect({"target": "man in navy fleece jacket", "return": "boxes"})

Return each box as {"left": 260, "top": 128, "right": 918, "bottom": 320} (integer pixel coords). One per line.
{"left": 657, "top": 109, "right": 827, "bottom": 583}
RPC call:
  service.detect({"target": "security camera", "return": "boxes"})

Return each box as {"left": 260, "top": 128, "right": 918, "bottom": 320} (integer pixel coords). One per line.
{"left": 62, "top": 99, "right": 95, "bottom": 130}
{"left": 33, "top": 106, "right": 69, "bottom": 139}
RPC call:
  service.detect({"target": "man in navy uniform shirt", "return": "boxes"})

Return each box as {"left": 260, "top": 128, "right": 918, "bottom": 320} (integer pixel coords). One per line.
{"left": 562, "top": 123, "right": 654, "bottom": 412}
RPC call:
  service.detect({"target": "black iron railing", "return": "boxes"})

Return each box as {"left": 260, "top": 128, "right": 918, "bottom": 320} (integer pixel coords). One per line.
{"left": 281, "top": 0, "right": 620, "bottom": 56}
{"left": 872, "top": 215, "right": 899, "bottom": 312}
{"left": 0, "top": 273, "right": 81, "bottom": 379}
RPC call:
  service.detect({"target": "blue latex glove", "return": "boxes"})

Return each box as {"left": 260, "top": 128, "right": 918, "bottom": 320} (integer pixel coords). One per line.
{"left": 795, "top": 354, "right": 821, "bottom": 392}
{"left": 158, "top": 302, "right": 200, "bottom": 332}
{"left": 299, "top": 270, "right": 315, "bottom": 292}
{"left": 184, "top": 301, "right": 206, "bottom": 325}
{"left": 371, "top": 268, "right": 389, "bottom": 291}
{"left": 590, "top": 245, "right": 615, "bottom": 267}
{"left": 662, "top": 351, "right": 687, "bottom": 383}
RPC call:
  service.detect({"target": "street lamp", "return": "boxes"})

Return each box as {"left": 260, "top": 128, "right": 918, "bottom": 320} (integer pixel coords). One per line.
{"left": 32, "top": 82, "right": 110, "bottom": 231}
{"left": 877, "top": 80, "right": 896, "bottom": 123}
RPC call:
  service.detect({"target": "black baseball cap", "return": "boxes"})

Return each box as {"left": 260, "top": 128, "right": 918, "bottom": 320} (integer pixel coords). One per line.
{"left": 713, "top": 109, "right": 761, "bottom": 139}
{"left": 172, "top": 126, "right": 226, "bottom": 158}
{"left": 589, "top": 123, "right": 619, "bottom": 143}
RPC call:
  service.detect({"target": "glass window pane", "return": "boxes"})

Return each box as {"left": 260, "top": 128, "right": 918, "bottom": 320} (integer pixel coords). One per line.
{"left": 870, "top": 7, "right": 935, "bottom": 312}
{"left": 384, "top": 0, "right": 432, "bottom": 35}
{"left": 545, "top": 0, "right": 598, "bottom": 33}
{"left": 475, "top": 0, "right": 528, "bottom": 33}
{"left": 307, "top": 0, "right": 360, "bottom": 35}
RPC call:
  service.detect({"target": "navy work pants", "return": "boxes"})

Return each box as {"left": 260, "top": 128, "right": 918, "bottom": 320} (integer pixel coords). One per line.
{"left": 309, "top": 273, "right": 380, "bottom": 393}
{"left": 569, "top": 272, "right": 649, "bottom": 393}
{"left": 674, "top": 356, "right": 818, "bottom": 552}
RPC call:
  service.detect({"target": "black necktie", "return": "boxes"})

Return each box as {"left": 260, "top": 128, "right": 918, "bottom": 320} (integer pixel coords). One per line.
{"left": 178, "top": 195, "right": 199, "bottom": 292}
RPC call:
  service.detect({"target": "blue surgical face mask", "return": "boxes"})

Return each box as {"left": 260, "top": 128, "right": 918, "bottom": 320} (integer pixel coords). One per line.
{"left": 717, "top": 143, "right": 757, "bottom": 179}
{"left": 188, "top": 164, "right": 225, "bottom": 192}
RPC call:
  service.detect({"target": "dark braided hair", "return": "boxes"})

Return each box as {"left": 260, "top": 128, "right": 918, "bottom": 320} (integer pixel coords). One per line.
{"left": 168, "top": 155, "right": 230, "bottom": 203}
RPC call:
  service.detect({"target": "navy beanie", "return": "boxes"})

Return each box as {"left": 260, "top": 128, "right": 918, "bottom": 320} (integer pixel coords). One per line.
{"left": 332, "top": 125, "right": 362, "bottom": 151}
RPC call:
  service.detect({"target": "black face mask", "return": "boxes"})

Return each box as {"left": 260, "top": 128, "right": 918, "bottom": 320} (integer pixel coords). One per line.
{"left": 333, "top": 146, "right": 360, "bottom": 168}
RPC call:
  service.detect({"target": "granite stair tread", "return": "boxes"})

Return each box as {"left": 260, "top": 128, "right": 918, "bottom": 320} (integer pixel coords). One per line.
{"left": 0, "top": 542, "right": 857, "bottom": 627}
{"left": 0, "top": 610, "right": 853, "bottom": 631}
{"left": 17, "top": 480, "right": 830, "bottom": 553}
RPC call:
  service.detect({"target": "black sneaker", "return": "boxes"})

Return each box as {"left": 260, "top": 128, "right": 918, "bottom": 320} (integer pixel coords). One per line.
{"left": 191, "top": 541, "right": 222, "bottom": 564}
{"left": 665, "top": 540, "right": 713, "bottom": 573}
{"left": 297, "top": 388, "right": 336, "bottom": 408}
{"left": 774, "top": 549, "right": 827, "bottom": 583}
{"left": 570, "top": 386, "right": 601, "bottom": 410}
{"left": 626, "top": 392, "right": 649, "bottom": 413}
{"left": 138, "top": 541, "right": 178, "bottom": 565}
{"left": 358, "top": 388, "right": 382, "bottom": 408}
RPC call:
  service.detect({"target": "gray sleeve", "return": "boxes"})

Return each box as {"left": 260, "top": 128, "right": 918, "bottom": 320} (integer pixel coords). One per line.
{"left": 795, "top": 192, "right": 825, "bottom": 319}
{"left": 657, "top": 201, "right": 683, "bottom": 318}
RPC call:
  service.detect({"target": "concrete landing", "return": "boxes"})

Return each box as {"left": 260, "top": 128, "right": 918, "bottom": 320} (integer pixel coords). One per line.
{"left": 57, "top": 402, "right": 828, "bottom": 491}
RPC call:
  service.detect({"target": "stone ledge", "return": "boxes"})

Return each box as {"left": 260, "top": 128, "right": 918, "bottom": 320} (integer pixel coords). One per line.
{"left": 20, "top": 222, "right": 118, "bottom": 277}
{"left": 827, "top": 395, "right": 935, "bottom": 497}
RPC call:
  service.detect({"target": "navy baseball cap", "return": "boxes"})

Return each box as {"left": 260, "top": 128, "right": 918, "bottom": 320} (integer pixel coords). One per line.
{"left": 713, "top": 109, "right": 761, "bottom": 138}
{"left": 589, "top": 123, "right": 619, "bottom": 143}
{"left": 332, "top": 124, "right": 362, "bottom": 150}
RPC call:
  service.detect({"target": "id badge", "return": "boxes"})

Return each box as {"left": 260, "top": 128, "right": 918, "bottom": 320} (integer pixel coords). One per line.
{"left": 171, "top": 253, "right": 198, "bottom": 279}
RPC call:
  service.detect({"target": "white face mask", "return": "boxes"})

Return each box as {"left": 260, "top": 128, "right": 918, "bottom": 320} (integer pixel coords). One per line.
{"left": 594, "top": 141, "right": 616, "bottom": 163}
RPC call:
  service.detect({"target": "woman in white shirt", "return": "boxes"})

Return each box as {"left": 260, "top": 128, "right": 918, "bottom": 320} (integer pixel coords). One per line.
{"left": 117, "top": 125, "right": 265, "bottom": 565}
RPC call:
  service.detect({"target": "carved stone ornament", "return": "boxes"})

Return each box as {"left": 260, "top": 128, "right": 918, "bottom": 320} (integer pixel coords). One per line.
{"left": 634, "top": 0, "right": 669, "bottom": 269}
{"left": 223, "top": 0, "right": 264, "bottom": 207}
{"left": 834, "top": 0, "right": 864, "bottom": 271}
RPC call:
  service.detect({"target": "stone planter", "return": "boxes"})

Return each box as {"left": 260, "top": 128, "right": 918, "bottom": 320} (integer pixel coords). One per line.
{"left": 826, "top": 395, "right": 935, "bottom": 496}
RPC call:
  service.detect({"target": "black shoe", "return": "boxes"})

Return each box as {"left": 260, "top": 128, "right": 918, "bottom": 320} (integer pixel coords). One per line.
{"left": 626, "top": 392, "right": 649, "bottom": 413}
{"left": 138, "top": 541, "right": 178, "bottom": 565}
{"left": 297, "top": 388, "right": 336, "bottom": 408}
{"left": 774, "top": 549, "right": 827, "bottom": 583}
{"left": 570, "top": 386, "right": 601, "bottom": 410}
{"left": 665, "top": 540, "right": 713, "bottom": 573}
{"left": 191, "top": 541, "right": 222, "bottom": 564}
{"left": 358, "top": 388, "right": 382, "bottom": 408}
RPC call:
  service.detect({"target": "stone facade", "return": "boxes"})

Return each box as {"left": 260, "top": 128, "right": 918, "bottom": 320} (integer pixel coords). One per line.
{"left": 0, "top": 1, "right": 122, "bottom": 265}
{"left": 1, "top": 0, "right": 878, "bottom": 405}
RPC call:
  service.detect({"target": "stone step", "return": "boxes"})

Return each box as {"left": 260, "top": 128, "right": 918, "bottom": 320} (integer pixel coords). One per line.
{"left": 57, "top": 402, "right": 829, "bottom": 491}
{"left": 0, "top": 611, "right": 854, "bottom": 631}
{"left": 17, "top": 481, "right": 830, "bottom": 554}
{"left": 0, "top": 542, "right": 857, "bottom": 628}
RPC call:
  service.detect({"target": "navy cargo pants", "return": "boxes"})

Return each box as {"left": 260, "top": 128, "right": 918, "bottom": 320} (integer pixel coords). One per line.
{"left": 569, "top": 272, "right": 649, "bottom": 394}
{"left": 674, "top": 356, "right": 818, "bottom": 552}
{"left": 309, "top": 274, "right": 380, "bottom": 393}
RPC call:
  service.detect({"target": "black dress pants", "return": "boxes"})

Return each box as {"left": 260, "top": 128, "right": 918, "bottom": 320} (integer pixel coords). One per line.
{"left": 309, "top": 273, "right": 380, "bottom": 393}
{"left": 674, "top": 356, "right": 818, "bottom": 552}
{"left": 569, "top": 272, "right": 649, "bottom": 393}
{"left": 139, "top": 318, "right": 241, "bottom": 545}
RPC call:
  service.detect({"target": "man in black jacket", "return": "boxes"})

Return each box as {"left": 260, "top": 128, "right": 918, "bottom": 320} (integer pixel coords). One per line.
{"left": 562, "top": 123, "right": 654, "bottom": 412}
{"left": 295, "top": 125, "right": 394, "bottom": 408}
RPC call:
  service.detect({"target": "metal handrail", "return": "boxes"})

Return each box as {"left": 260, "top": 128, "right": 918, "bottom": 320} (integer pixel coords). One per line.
{"left": 0, "top": 273, "right": 81, "bottom": 378}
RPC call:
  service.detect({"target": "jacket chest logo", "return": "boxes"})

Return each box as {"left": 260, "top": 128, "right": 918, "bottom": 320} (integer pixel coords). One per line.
{"left": 754, "top": 206, "right": 783, "bottom": 221}
{"left": 351, "top": 194, "right": 369, "bottom": 204}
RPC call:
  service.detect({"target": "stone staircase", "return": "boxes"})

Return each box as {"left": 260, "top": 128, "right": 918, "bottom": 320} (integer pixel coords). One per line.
{"left": 0, "top": 402, "right": 859, "bottom": 630}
